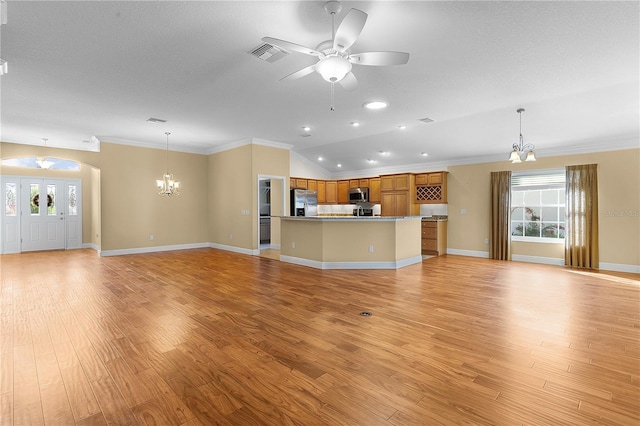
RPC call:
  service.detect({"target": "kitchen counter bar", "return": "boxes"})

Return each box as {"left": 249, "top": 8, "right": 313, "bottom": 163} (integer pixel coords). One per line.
{"left": 279, "top": 216, "right": 422, "bottom": 270}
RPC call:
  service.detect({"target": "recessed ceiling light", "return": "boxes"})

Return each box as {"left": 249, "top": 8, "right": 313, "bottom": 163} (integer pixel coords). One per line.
{"left": 421, "top": 152, "right": 429, "bottom": 157}
{"left": 367, "top": 159, "right": 377, "bottom": 163}
{"left": 350, "top": 121, "right": 360, "bottom": 127}
{"left": 363, "top": 101, "right": 388, "bottom": 110}
{"left": 398, "top": 125, "right": 406, "bottom": 130}
{"left": 337, "top": 164, "right": 342, "bottom": 168}
{"left": 302, "top": 126, "right": 311, "bottom": 132}
{"left": 318, "top": 156, "right": 323, "bottom": 161}
{"left": 379, "top": 151, "right": 390, "bottom": 156}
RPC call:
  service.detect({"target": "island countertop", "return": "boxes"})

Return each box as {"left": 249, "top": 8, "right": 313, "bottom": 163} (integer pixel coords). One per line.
{"left": 279, "top": 216, "right": 422, "bottom": 221}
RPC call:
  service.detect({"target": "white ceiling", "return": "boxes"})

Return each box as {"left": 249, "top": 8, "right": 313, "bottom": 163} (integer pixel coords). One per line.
{"left": 1, "top": 1, "right": 638, "bottom": 176}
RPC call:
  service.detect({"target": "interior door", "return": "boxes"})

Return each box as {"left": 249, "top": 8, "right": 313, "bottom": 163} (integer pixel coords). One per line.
{"left": 21, "top": 178, "right": 66, "bottom": 252}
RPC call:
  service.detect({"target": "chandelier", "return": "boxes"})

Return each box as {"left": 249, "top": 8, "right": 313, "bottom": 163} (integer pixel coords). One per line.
{"left": 156, "top": 132, "right": 181, "bottom": 197}
{"left": 36, "top": 138, "right": 54, "bottom": 169}
{"left": 508, "top": 108, "right": 536, "bottom": 163}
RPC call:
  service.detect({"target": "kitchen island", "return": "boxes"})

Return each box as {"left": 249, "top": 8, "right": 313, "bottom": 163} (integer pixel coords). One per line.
{"left": 279, "top": 216, "right": 422, "bottom": 269}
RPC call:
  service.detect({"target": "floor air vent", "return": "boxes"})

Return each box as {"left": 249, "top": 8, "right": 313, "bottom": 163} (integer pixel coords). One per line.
{"left": 250, "top": 43, "right": 289, "bottom": 63}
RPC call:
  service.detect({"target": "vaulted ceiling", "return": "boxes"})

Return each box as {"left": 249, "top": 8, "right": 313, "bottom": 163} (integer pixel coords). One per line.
{"left": 1, "top": 1, "right": 638, "bottom": 176}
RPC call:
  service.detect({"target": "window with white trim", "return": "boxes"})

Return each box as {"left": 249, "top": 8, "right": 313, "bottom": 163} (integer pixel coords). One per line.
{"left": 511, "top": 170, "right": 565, "bottom": 242}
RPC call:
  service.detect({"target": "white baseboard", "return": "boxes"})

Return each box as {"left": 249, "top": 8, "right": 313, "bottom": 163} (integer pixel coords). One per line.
{"left": 446, "top": 248, "right": 490, "bottom": 258}
{"left": 100, "top": 242, "right": 209, "bottom": 257}
{"left": 512, "top": 254, "right": 564, "bottom": 266}
{"left": 599, "top": 262, "right": 640, "bottom": 274}
{"left": 279, "top": 255, "right": 423, "bottom": 270}
{"left": 208, "top": 243, "right": 259, "bottom": 256}
{"left": 82, "top": 243, "right": 100, "bottom": 251}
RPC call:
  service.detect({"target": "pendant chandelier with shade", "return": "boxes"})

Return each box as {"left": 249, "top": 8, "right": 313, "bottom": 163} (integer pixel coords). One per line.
{"left": 508, "top": 108, "right": 536, "bottom": 163}
{"left": 156, "top": 132, "right": 181, "bottom": 197}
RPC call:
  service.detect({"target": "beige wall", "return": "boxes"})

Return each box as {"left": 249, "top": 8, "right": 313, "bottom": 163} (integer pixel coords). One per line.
{"left": 208, "top": 142, "right": 289, "bottom": 251}
{"left": 447, "top": 148, "right": 640, "bottom": 267}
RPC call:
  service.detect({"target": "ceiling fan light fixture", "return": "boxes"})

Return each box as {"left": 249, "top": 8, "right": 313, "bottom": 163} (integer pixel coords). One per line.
{"left": 316, "top": 56, "right": 352, "bottom": 82}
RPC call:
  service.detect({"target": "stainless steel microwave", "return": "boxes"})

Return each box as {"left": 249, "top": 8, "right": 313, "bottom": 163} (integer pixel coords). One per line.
{"left": 348, "top": 187, "right": 369, "bottom": 203}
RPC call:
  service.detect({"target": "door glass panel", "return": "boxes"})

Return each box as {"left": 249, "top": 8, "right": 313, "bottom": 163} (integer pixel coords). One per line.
{"left": 5, "top": 183, "right": 17, "bottom": 216}
{"left": 47, "top": 184, "right": 56, "bottom": 216}
{"left": 68, "top": 185, "right": 77, "bottom": 216}
{"left": 30, "top": 184, "right": 40, "bottom": 215}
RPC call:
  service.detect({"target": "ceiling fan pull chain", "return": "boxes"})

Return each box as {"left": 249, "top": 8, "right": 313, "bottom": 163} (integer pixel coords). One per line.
{"left": 330, "top": 82, "right": 335, "bottom": 111}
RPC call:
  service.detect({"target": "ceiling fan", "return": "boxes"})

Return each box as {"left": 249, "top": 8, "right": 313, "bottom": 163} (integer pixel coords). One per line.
{"left": 262, "top": 1, "right": 410, "bottom": 110}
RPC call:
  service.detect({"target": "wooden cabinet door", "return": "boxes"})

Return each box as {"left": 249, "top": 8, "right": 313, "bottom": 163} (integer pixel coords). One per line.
{"left": 290, "top": 178, "right": 296, "bottom": 188}
{"left": 394, "top": 174, "right": 410, "bottom": 191}
{"left": 427, "top": 173, "right": 443, "bottom": 185}
{"left": 317, "top": 180, "right": 326, "bottom": 204}
{"left": 394, "top": 191, "right": 410, "bottom": 216}
{"left": 325, "top": 181, "right": 338, "bottom": 204}
{"left": 295, "top": 179, "right": 308, "bottom": 189}
{"left": 369, "top": 178, "right": 381, "bottom": 203}
{"left": 380, "top": 176, "right": 395, "bottom": 191}
{"left": 415, "top": 174, "right": 428, "bottom": 185}
{"left": 337, "top": 180, "right": 350, "bottom": 204}
{"left": 381, "top": 192, "right": 396, "bottom": 216}
{"left": 349, "top": 180, "right": 360, "bottom": 188}
{"left": 307, "top": 180, "right": 317, "bottom": 191}
{"left": 359, "top": 179, "right": 370, "bottom": 188}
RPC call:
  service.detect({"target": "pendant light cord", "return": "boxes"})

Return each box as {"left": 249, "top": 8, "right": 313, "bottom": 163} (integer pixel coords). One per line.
{"left": 165, "top": 132, "right": 171, "bottom": 173}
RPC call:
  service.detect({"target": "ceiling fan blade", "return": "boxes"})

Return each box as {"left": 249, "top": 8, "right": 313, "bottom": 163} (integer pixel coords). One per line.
{"left": 349, "top": 51, "right": 410, "bottom": 66}
{"left": 333, "top": 9, "right": 367, "bottom": 51}
{"left": 261, "top": 37, "right": 321, "bottom": 56}
{"left": 339, "top": 72, "right": 358, "bottom": 91}
{"left": 280, "top": 64, "right": 317, "bottom": 82}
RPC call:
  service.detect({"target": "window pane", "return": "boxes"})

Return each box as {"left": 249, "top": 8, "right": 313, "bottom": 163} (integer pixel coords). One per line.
{"left": 511, "top": 221, "right": 524, "bottom": 236}
{"left": 524, "top": 190, "right": 540, "bottom": 205}
{"left": 511, "top": 191, "right": 524, "bottom": 205}
{"left": 30, "top": 184, "right": 40, "bottom": 215}
{"left": 541, "top": 189, "right": 558, "bottom": 205}
{"left": 542, "top": 222, "right": 559, "bottom": 238}
{"left": 541, "top": 206, "right": 558, "bottom": 221}
{"left": 524, "top": 221, "right": 540, "bottom": 237}
{"left": 524, "top": 207, "right": 540, "bottom": 221}
{"left": 5, "top": 183, "right": 17, "bottom": 216}
{"left": 47, "top": 185, "right": 56, "bottom": 216}
{"left": 68, "top": 185, "right": 77, "bottom": 216}
{"left": 558, "top": 223, "right": 566, "bottom": 238}
{"left": 511, "top": 207, "right": 524, "bottom": 220}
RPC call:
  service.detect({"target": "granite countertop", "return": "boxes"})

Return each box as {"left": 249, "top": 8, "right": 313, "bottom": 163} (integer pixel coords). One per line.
{"left": 279, "top": 216, "right": 422, "bottom": 221}
{"left": 421, "top": 215, "right": 448, "bottom": 222}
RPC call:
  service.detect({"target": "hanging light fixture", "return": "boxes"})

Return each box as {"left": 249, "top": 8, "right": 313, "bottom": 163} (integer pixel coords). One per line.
{"left": 36, "top": 138, "right": 54, "bottom": 169}
{"left": 508, "top": 108, "right": 536, "bottom": 163}
{"left": 156, "top": 132, "right": 181, "bottom": 197}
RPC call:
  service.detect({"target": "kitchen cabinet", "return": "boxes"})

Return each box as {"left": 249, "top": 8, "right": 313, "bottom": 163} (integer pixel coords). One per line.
{"left": 325, "top": 181, "right": 338, "bottom": 204}
{"left": 349, "top": 179, "right": 360, "bottom": 188}
{"left": 380, "top": 174, "right": 418, "bottom": 216}
{"left": 337, "top": 180, "right": 350, "bottom": 204}
{"left": 307, "top": 180, "right": 317, "bottom": 191}
{"left": 369, "top": 178, "right": 381, "bottom": 203}
{"left": 415, "top": 171, "right": 448, "bottom": 204}
{"left": 421, "top": 220, "right": 447, "bottom": 256}
{"left": 290, "top": 178, "right": 308, "bottom": 189}
{"left": 359, "top": 178, "right": 370, "bottom": 188}
{"left": 317, "top": 180, "right": 326, "bottom": 204}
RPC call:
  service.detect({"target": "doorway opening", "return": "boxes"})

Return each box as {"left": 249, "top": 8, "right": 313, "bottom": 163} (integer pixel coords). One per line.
{"left": 257, "top": 175, "right": 286, "bottom": 259}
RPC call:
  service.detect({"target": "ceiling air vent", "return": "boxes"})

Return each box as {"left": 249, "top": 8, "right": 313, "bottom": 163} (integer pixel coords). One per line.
{"left": 249, "top": 43, "right": 289, "bottom": 63}
{"left": 146, "top": 117, "right": 167, "bottom": 124}
{"left": 418, "top": 117, "right": 434, "bottom": 124}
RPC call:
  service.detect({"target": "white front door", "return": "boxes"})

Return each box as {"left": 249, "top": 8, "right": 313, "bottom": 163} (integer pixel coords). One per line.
{"left": 21, "top": 179, "right": 66, "bottom": 251}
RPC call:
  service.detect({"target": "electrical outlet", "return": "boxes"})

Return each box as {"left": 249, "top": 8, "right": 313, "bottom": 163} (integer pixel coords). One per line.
{"left": 484, "top": 238, "right": 489, "bottom": 244}
{"left": 460, "top": 208, "right": 467, "bottom": 215}
{"left": 149, "top": 234, "right": 154, "bottom": 241}
{"left": 369, "top": 245, "right": 374, "bottom": 253}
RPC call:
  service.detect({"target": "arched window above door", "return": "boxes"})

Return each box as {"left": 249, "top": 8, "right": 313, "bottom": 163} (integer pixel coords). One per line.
{"left": 1, "top": 157, "right": 80, "bottom": 171}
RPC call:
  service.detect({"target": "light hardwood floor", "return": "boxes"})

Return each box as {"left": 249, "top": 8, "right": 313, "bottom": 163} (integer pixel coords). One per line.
{"left": 1, "top": 248, "right": 638, "bottom": 425}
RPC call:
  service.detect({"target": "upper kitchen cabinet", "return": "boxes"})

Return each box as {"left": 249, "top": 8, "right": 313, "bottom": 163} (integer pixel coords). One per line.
{"left": 381, "top": 174, "right": 411, "bottom": 192}
{"left": 291, "top": 178, "right": 308, "bottom": 189}
{"left": 415, "top": 172, "right": 449, "bottom": 204}
{"left": 380, "top": 174, "right": 418, "bottom": 216}
{"left": 325, "top": 181, "right": 338, "bottom": 204}
{"left": 317, "top": 180, "right": 326, "bottom": 204}
{"left": 337, "top": 180, "right": 350, "bottom": 204}
{"left": 369, "top": 178, "right": 381, "bottom": 203}
{"left": 307, "top": 180, "right": 317, "bottom": 191}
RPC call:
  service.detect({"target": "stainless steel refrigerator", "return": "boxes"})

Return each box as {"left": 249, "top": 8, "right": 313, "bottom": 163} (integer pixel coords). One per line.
{"left": 290, "top": 189, "right": 318, "bottom": 216}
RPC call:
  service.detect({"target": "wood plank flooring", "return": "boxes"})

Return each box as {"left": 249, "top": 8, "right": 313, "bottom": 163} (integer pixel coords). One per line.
{"left": 1, "top": 248, "right": 638, "bottom": 425}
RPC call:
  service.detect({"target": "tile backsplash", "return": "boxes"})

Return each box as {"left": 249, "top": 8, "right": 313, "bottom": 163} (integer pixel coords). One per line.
{"left": 317, "top": 203, "right": 447, "bottom": 217}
